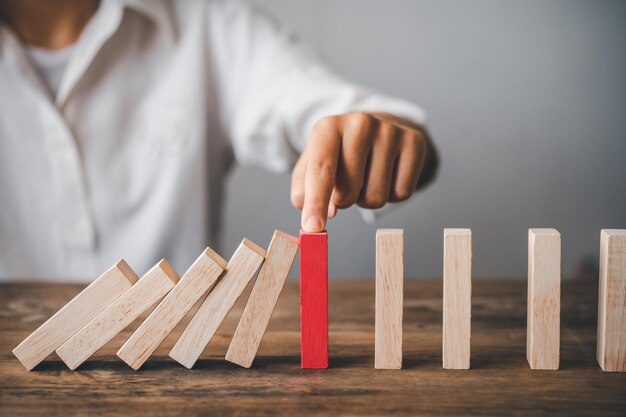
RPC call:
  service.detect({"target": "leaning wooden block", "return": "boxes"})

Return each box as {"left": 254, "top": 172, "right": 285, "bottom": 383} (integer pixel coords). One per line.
{"left": 375, "top": 229, "right": 404, "bottom": 369}
{"left": 443, "top": 228, "right": 472, "bottom": 370}
{"left": 300, "top": 230, "right": 329, "bottom": 369}
{"left": 117, "top": 248, "right": 227, "bottom": 370}
{"left": 527, "top": 228, "right": 561, "bottom": 370}
{"left": 169, "top": 239, "right": 266, "bottom": 369}
{"left": 56, "top": 260, "right": 179, "bottom": 370}
{"left": 12, "top": 260, "right": 138, "bottom": 371}
{"left": 225, "top": 230, "right": 299, "bottom": 368}
{"left": 597, "top": 229, "right": 626, "bottom": 372}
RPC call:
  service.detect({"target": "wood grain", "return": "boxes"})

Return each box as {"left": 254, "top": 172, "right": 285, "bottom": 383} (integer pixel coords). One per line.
{"left": 300, "top": 230, "right": 329, "bottom": 369}
{"left": 443, "top": 228, "right": 472, "bottom": 369}
{"left": 169, "top": 239, "right": 265, "bottom": 369}
{"left": 226, "top": 230, "right": 299, "bottom": 368}
{"left": 375, "top": 229, "right": 404, "bottom": 369}
{"left": 597, "top": 229, "right": 626, "bottom": 372}
{"left": 1, "top": 280, "right": 625, "bottom": 417}
{"left": 12, "top": 260, "right": 138, "bottom": 370}
{"left": 527, "top": 228, "right": 561, "bottom": 370}
{"left": 117, "top": 248, "right": 227, "bottom": 370}
{"left": 56, "top": 260, "right": 179, "bottom": 370}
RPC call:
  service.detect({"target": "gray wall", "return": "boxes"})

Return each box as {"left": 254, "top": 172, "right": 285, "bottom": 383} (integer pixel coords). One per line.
{"left": 222, "top": 0, "right": 626, "bottom": 279}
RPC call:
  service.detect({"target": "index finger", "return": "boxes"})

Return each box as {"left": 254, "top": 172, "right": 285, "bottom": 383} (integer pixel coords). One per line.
{"left": 302, "top": 119, "right": 342, "bottom": 232}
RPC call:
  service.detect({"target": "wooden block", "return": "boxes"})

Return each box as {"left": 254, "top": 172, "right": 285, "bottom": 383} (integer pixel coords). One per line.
{"left": 225, "top": 230, "right": 300, "bottom": 368}
{"left": 169, "top": 239, "right": 266, "bottom": 369}
{"left": 12, "top": 260, "right": 138, "bottom": 370}
{"left": 443, "top": 228, "right": 472, "bottom": 369}
{"left": 56, "top": 260, "right": 179, "bottom": 370}
{"left": 527, "top": 228, "right": 561, "bottom": 370}
{"left": 300, "top": 230, "right": 328, "bottom": 369}
{"left": 375, "top": 229, "right": 404, "bottom": 369}
{"left": 117, "top": 248, "right": 227, "bottom": 370}
{"left": 597, "top": 229, "right": 626, "bottom": 372}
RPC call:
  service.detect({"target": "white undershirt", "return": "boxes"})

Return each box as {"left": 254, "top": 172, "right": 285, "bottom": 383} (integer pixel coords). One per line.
{"left": 25, "top": 44, "right": 75, "bottom": 97}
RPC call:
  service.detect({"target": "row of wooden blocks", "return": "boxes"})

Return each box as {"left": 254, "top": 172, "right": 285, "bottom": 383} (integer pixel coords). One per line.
{"left": 13, "top": 229, "right": 626, "bottom": 372}
{"left": 443, "top": 228, "right": 625, "bottom": 372}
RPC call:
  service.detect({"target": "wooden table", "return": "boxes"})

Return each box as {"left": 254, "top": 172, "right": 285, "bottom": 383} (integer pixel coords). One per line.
{"left": 1, "top": 280, "right": 624, "bottom": 417}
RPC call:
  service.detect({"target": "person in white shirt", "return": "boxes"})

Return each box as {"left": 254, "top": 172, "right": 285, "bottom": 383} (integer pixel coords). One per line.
{"left": 0, "top": 0, "right": 438, "bottom": 281}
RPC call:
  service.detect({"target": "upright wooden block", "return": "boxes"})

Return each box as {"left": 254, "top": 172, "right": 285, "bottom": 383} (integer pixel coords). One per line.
{"left": 12, "top": 260, "right": 138, "bottom": 370}
{"left": 527, "top": 228, "right": 561, "bottom": 370}
{"left": 169, "top": 239, "right": 265, "bottom": 369}
{"left": 375, "top": 229, "right": 404, "bottom": 369}
{"left": 56, "top": 260, "right": 179, "bottom": 370}
{"left": 225, "top": 230, "right": 300, "bottom": 368}
{"left": 117, "top": 248, "right": 227, "bottom": 370}
{"left": 443, "top": 228, "right": 472, "bottom": 369}
{"left": 597, "top": 229, "right": 626, "bottom": 372}
{"left": 300, "top": 230, "right": 328, "bottom": 369}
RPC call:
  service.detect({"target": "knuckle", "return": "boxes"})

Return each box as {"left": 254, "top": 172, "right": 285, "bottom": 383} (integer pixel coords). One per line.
{"left": 347, "top": 112, "right": 373, "bottom": 131}
{"left": 399, "top": 131, "right": 425, "bottom": 162}
{"left": 359, "top": 193, "right": 387, "bottom": 209}
{"left": 377, "top": 123, "right": 401, "bottom": 149}
{"left": 378, "top": 121, "right": 397, "bottom": 138}
{"left": 333, "top": 188, "right": 359, "bottom": 208}
{"left": 313, "top": 115, "right": 339, "bottom": 133}
{"left": 310, "top": 160, "right": 336, "bottom": 180}
{"left": 404, "top": 129, "right": 426, "bottom": 149}
{"left": 307, "top": 203, "right": 327, "bottom": 218}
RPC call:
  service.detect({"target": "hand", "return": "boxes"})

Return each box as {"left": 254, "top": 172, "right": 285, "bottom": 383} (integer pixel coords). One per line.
{"left": 291, "top": 111, "right": 434, "bottom": 232}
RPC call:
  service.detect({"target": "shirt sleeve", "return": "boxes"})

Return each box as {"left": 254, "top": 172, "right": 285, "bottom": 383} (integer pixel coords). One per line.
{"left": 207, "top": 0, "right": 427, "bottom": 173}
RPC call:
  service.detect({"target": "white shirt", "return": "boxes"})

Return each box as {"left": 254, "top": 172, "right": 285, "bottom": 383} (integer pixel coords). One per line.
{"left": 0, "top": 0, "right": 426, "bottom": 282}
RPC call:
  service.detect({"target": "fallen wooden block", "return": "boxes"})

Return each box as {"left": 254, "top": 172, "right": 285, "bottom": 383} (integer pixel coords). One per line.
{"left": 12, "top": 260, "right": 138, "bottom": 371}
{"left": 527, "top": 228, "right": 561, "bottom": 370}
{"left": 443, "top": 228, "right": 472, "bottom": 370}
{"left": 375, "top": 229, "right": 404, "bottom": 369}
{"left": 56, "top": 260, "right": 179, "bottom": 370}
{"left": 169, "top": 239, "right": 265, "bottom": 369}
{"left": 597, "top": 229, "right": 626, "bottom": 372}
{"left": 117, "top": 248, "right": 227, "bottom": 370}
{"left": 225, "top": 230, "right": 299, "bottom": 368}
{"left": 300, "top": 230, "right": 328, "bottom": 369}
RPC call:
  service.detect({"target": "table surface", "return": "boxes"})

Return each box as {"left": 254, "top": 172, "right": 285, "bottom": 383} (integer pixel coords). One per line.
{"left": 1, "top": 280, "right": 624, "bottom": 417}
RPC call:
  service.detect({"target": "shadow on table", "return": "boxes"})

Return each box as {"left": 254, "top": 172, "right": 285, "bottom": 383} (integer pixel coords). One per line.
{"left": 28, "top": 347, "right": 597, "bottom": 372}
{"left": 469, "top": 345, "right": 596, "bottom": 371}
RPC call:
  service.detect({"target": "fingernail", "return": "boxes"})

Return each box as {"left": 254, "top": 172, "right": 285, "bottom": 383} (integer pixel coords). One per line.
{"left": 304, "top": 216, "right": 324, "bottom": 232}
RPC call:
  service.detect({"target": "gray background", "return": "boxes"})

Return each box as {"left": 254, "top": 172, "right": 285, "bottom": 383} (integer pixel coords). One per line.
{"left": 222, "top": 0, "right": 626, "bottom": 279}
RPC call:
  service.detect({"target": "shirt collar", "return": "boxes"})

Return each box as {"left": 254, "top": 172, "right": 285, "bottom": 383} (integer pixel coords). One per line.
{"left": 116, "top": 0, "right": 177, "bottom": 45}
{"left": 0, "top": 0, "right": 178, "bottom": 106}
{"left": 0, "top": 0, "right": 178, "bottom": 48}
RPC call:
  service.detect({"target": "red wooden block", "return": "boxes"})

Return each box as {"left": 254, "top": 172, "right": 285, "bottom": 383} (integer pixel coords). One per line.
{"left": 300, "top": 230, "right": 328, "bottom": 369}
